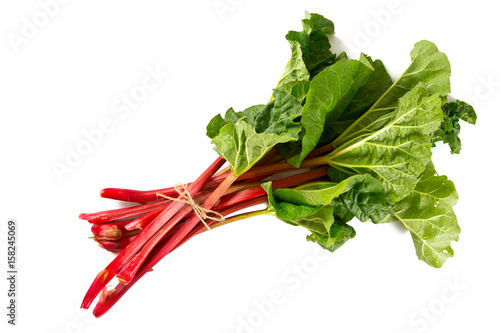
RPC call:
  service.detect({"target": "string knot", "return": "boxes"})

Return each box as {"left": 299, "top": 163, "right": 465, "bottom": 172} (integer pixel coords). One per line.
{"left": 156, "top": 183, "right": 224, "bottom": 230}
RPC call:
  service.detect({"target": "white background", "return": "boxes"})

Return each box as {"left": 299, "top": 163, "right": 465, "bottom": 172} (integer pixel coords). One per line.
{"left": 1, "top": 1, "right": 499, "bottom": 332}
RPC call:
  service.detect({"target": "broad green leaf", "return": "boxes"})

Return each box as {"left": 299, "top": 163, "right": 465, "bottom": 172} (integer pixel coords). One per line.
{"left": 212, "top": 120, "right": 296, "bottom": 176}
{"left": 331, "top": 198, "right": 355, "bottom": 224}
{"left": 206, "top": 113, "right": 227, "bottom": 139}
{"left": 276, "top": 80, "right": 310, "bottom": 104}
{"left": 334, "top": 51, "right": 348, "bottom": 63}
{"left": 374, "top": 40, "right": 451, "bottom": 110}
{"left": 262, "top": 182, "right": 334, "bottom": 242}
{"left": 295, "top": 206, "right": 336, "bottom": 243}
{"left": 319, "top": 54, "right": 393, "bottom": 144}
{"left": 307, "top": 222, "right": 356, "bottom": 252}
{"left": 333, "top": 40, "right": 451, "bottom": 147}
{"left": 333, "top": 176, "right": 392, "bottom": 223}
{"left": 274, "top": 175, "right": 390, "bottom": 223}
{"left": 223, "top": 107, "right": 248, "bottom": 123}
{"left": 390, "top": 163, "right": 460, "bottom": 268}
{"left": 276, "top": 140, "right": 302, "bottom": 158}
{"left": 345, "top": 54, "right": 393, "bottom": 116}
{"left": 285, "top": 12, "right": 336, "bottom": 78}
{"left": 301, "top": 11, "right": 334, "bottom": 35}
{"left": 276, "top": 41, "right": 310, "bottom": 88}
{"left": 329, "top": 87, "right": 443, "bottom": 203}
{"left": 274, "top": 181, "right": 349, "bottom": 206}
{"left": 206, "top": 106, "right": 266, "bottom": 139}
{"left": 327, "top": 167, "right": 356, "bottom": 183}
{"left": 447, "top": 100, "right": 477, "bottom": 124}
{"left": 263, "top": 181, "right": 354, "bottom": 250}
{"left": 250, "top": 90, "right": 302, "bottom": 136}
{"left": 432, "top": 100, "right": 477, "bottom": 154}
{"left": 206, "top": 89, "right": 302, "bottom": 140}
{"left": 274, "top": 86, "right": 312, "bottom": 160}
{"left": 287, "top": 59, "right": 374, "bottom": 167}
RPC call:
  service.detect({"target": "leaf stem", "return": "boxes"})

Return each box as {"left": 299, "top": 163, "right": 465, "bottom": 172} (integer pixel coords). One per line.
{"left": 213, "top": 209, "right": 268, "bottom": 227}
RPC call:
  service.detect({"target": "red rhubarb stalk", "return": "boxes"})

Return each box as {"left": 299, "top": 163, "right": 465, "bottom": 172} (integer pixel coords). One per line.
{"left": 117, "top": 172, "right": 238, "bottom": 284}
{"left": 92, "top": 198, "right": 271, "bottom": 317}
{"left": 116, "top": 203, "right": 199, "bottom": 283}
{"left": 80, "top": 157, "right": 226, "bottom": 309}
{"left": 123, "top": 206, "right": 164, "bottom": 231}
{"left": 80, "top": 200, "right": 170, "bottom": 224}
{"left": 100, "top": 177, "right": 225, "bottom": 203}
{"left": 88, "top": 160, "right": 330, "bottom": 312}
{"left": 92, "top": 173, "right": 240, "bottom": 317}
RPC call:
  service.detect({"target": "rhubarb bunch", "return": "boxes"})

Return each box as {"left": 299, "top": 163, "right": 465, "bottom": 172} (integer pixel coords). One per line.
{"left": 79, "top": 12, "right": 476, "bottom": 317}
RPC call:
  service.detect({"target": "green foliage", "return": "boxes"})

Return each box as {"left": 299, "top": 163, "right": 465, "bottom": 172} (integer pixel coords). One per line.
{"left": 283, "top": 12, "right": 337, "bottom": 80}
{"left": 329, "top": 87, "right": 443, "bottom": 203}
{"left": 262, "top": 174, "right": 389, "bottom": 251}
{"left": 319, "top": 54, "right": 393, "bottom": 145}
{"left": 432, "top": 100, "right": 477, "bottom": 153}
{"left": 287, "top": 59, "right": 374, "bottom": 167}
{"left": 389, "top": 163, "right": 460, "bottom": 268}
{"left": 205, "top": 13, "right": 475, "bottom": 267}
{"left": 209, "top": 89, "right": 303, "bottom": 176}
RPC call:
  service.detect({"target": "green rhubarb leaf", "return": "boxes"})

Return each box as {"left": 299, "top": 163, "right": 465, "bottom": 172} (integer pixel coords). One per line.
{"left": 262, "top": 182, "right": 333, "bottom": 240}
{"left": 274, "top": 174, "right": 390, "bottom": 223}
{"left": 209, "top": 90, "right": 303, "bottom": 174}
{"left": 275, "top": 12, "right": 339, "bottom": 89}
{"left": 390, "top": 163, "right": 460, "bottom": 268}
{"left": 206, "top": 106, "right": 263, "bottom": 139}
{"left": 319, "top": 54, "right": 393, "bottom": 144}
{"left": 249, "top": 89, "right": 302, "bottom": 136}
{"left": 307, "top": 221, "right": 356, "bottom": 252}
{"left": 331, "top": 176, "right": 391, "bottom": 223}
{"left": 273, "top": 181, "right": 349, "bottom": 206}
{"left": 263, "top": 182, "right": 352, "bottom": 250}
{"left": 445, "top": 100, "right": 477, "bottom": 124}
{"left": 374, "top": 40, "right": 451, "bottom": 110}
{"left": 276, "top": 140, "right": 302, "bottom": 159}
{"left": 432, "top": 100, "right": 477, "bottom": 154}
{"left": 262, "top": 173, "right": 387, "bottom": 251}
{"left": 340, "top": 54, "right": 393, "bottom": 117}
{"left": 329, "top": 87, "right": 443, "bottom": 203}
{"left": 334, "top": 51, "right": 348, "bottom": 63}
{"left": 327, "top": 167, "right": 356, "bottom": 183}
{"left": 212, "top": 119, "right": 296, "bottom": 176}
{"left": 276, "top": 41, "right": 310, "bottom": 88}
{"left": 295, "top": 205, "right": 336, "bottom": 243}
{"left": 284, "top": 12, "right": 337, "bottom": 79}
{"left": 276, "top": 80, "right": 310, "bottom": 104}
{"left": 206, "top": 113, "right": 227, "bottom": 140}
{"left": 331, "top": 198, "right": 355, "bottom": 224}
{"left": 333, "top": 40, "right": 451, "bottom": 148}
{"left": 206, "top": 89, "right": 302, "bottom": 139}
{"left": 287, "top": 59, "right": 374, "bottom": 167}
